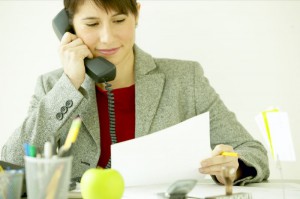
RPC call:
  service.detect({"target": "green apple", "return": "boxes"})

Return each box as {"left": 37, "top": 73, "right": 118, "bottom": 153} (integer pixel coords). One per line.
{"left": 81, "top": 168, "right": 125, "bottom": 199}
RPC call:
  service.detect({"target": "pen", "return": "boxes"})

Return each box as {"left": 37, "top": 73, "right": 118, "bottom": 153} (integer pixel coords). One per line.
{"left": 24, "top": 143, "right": 37, "bottom": 157}
{"left": 44, "top": 141, "right": 53, "bottom": 159}
{"left": 23, "top": 143, "right": 29, "bottom": 156}
{"left": 29, "top": 144, "right": 37, "bottom": 157}
{"left": 221, "top": 152, "right": 238, "bottom": 157}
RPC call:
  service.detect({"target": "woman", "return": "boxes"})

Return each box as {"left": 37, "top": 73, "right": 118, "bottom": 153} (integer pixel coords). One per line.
{"left": 1, "top": 0, "right": 269, "bottom": 185}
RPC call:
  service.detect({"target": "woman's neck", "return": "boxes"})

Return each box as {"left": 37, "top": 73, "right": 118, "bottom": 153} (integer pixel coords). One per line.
{"left": 96, "top": 49, "right": 135, "bottom": 90}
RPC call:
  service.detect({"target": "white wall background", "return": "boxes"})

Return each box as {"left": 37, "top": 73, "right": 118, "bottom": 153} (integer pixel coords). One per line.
{"left": 0, "top": 1, "right": 299, "bottom": 179}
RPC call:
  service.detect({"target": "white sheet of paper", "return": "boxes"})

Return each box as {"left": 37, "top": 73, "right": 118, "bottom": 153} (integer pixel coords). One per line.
{"left": 111, "top": 112, "right": 211, "bottom": 187}
{"left": 255, "top": 112, "right": 296, "bottom": 161}
{"left": 267, "top": 112, "right": 296, "bottom": 161}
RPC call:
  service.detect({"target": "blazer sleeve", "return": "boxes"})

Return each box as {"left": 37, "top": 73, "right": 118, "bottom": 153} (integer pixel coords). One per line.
{"left": 193, "top": 63, "right": 270, "bottom": 185}
{"left": 1, "top": 73, "right": 85, "bottom": 166}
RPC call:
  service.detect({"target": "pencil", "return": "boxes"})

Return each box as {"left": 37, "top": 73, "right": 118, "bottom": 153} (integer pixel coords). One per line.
{"left": 45, "top": 164, "right": 64, "bottom": 199}
{"left": 221, "top": 152, "right": 239, "bottom": 157}
{"left": 58, "top": 116, "right": 82, "bottom": 157}
{"left": 63, "top": 116, "right": 82, "bottom": 148}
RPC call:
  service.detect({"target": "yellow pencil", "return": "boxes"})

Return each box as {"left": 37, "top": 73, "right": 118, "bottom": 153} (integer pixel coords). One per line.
{"left": 45, "top": 164, "right": 64, "bottom": 199}
{"left": 221, "top": 152, "right": 239, "bottom": 157}
{"left": 63, "top": 116, "right": 82, "bottom": 149}
{"left": 58, "top": 116, "right": 82, "bottom": 157}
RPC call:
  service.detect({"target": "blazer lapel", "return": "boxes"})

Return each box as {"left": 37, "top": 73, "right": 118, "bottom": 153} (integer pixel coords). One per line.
{"left": 134, "top": 46, "right": 165, "bottom": 138}
{"left": 80, "top": 76, "right": 100, "bottom": 148}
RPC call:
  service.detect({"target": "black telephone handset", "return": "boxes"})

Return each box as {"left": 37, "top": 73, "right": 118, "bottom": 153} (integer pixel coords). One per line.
{"left": 52, "top": 9, "right": 116, "bottom": 83}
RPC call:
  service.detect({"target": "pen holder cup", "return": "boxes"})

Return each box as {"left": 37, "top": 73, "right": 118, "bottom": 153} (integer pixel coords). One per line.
{"left": 24, "top": 156, "right": 73, "bottom": 199}
{"left": 0, "top": 170, "right": 24, "bottom": 199}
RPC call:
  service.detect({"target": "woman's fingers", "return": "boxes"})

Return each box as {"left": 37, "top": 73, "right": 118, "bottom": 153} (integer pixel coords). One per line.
{"left": 201, "top": 155, "right": 237, "bottom": 167}
{"left": 199, "top": 157, "right": 239, "bottom": 174}
{"left": 199, "top": 144, "right": 239, "bottom": 184}
{"left": 63, "top": 45, "right": 93, "bottom": 60}
{"left": 58, "top": 32, "right": 94, "bottom": 89}
{"left": 60, "top": 32, "right": 78, "bottom": 45}
{"left": 211, "top": 144, "right": 234, "bottom": 157}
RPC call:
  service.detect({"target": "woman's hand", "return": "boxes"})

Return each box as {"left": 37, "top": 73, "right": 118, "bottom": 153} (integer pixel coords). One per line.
{"left": 59, "top": 32, "right": 93, "bottom": 89}
{"left": 199, "top": 144, "right": 241, "bottom": 184}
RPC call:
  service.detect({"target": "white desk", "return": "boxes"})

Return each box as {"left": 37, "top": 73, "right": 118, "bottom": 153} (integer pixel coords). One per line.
{"left": 68, "top": 179, "right": 300, "bottom": 199}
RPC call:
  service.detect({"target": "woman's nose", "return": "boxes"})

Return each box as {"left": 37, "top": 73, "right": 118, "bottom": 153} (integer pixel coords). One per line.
{"left": 99, "top": 24, "right": 113, "bottom": 44}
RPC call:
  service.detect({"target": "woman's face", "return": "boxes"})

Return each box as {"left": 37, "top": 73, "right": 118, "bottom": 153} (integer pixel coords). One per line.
{"left": 72, "top": 1, "right": 139, "bottom": 66}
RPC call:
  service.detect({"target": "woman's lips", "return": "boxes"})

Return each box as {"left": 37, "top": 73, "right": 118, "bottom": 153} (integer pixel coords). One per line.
{"left": 97, "top": 47, "right": 120, "bottom": 56}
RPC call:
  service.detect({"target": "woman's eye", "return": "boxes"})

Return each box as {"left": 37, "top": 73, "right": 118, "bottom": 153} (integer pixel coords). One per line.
{"left": 86, "top": 23, "right": 99, "bottom": 27}
{"left": 114, "top": 19, "right": 125, "bottom": 23}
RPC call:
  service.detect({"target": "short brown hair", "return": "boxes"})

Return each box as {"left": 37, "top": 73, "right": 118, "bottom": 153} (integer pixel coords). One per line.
{"left": 64, "top": 0, "right": 138, "bottom": 24}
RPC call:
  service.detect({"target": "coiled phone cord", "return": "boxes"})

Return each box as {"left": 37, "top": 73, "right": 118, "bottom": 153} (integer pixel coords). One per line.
{"left": 104, "top": 81, "right": 116, "bottom": 168}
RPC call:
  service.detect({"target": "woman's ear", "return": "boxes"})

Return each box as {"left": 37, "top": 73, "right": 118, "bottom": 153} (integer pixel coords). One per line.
{"left": 135, "top": 2, "right": 141, "bottom": 27}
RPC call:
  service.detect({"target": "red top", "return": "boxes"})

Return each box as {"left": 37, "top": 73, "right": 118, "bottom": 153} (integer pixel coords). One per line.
{"left": 96, "top": 84, "right": 135, "bottom": 168}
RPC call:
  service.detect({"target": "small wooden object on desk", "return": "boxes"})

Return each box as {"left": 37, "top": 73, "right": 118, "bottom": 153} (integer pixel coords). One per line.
{"left": 205, "top": 166, "right": 252, "bottom": 199}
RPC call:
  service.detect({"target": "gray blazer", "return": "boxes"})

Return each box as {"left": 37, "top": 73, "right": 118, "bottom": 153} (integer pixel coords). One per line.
{"left": 1, "top": 45, "right": 269, "bottom": 185}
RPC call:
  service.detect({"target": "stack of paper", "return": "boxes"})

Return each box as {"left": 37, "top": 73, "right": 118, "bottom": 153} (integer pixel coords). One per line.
{"left": 255, "top": 108, "right": 296, "bottom": 161}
